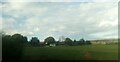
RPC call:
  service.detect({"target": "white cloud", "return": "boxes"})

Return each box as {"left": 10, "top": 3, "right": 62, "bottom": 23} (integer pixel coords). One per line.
{"left": 19, "top": 31, "right": 34, "bottom": 36}
{"left": 34, "top": 27, "right": 40, "bottom": 32}
{"left": 89, "top": 30, "right": 118, "bottom": 39}
{"left": 2, "top": 0, "right": 120, "bottom": 2}
{"left": 92, "top": 0, "right": 119, "bottom": 2}
{"left": 98, "top": 20, "right": 118, "bottom": 28}
{"left": 2, "top": 2, "right": 48, "bottom": 19}
{"left": 5, "top": 30, "right": 34, "bottom": 36}
{"left": 2, "top": 2, "right": 118, "bottom": 41}
{"left": 0, "top": 17, "right": 2, "bottom": 30}
{"left": 2, "top": 17, "right": 17, "bottom": 30}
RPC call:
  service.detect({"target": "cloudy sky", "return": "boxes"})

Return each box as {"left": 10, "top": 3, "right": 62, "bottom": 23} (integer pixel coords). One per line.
{"left": 1, "top": 0, "right": 119, "bottom": 41}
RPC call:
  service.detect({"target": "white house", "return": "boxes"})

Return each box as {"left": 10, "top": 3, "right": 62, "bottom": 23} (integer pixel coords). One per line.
{"left": 49, "top": 43, "right": 56, "bottom": 47}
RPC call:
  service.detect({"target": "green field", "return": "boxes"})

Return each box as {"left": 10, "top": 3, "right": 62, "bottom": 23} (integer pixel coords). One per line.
{"left": 22, "top": 45, "right": 118, "bottom": 60}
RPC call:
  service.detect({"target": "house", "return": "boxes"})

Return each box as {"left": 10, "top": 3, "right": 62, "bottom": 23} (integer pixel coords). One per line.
{"left": 49, "top": 43, "right": 56, "bottom": 47}
{"left": 39, "top": 42, "right": 45, "bottom": 47}
{"left": 43, "top": 42, "right": 56, "bottom": 47}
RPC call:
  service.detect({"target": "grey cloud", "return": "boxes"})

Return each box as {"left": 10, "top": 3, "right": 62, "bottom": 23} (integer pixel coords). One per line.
{"left": 2, "top": 2, "right": 118, "bottom": 41}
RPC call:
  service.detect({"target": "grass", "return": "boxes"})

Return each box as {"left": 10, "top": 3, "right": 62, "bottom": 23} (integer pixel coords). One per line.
{"left": 22, "top": 45, "right": 118, "bottom": 60}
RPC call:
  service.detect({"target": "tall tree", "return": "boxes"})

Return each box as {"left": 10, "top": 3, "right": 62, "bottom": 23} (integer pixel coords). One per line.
{"left": 78, "top": 38, "right": 85, "bottom": 45}
{"left": 2, "top": 33, "right": 26, "bottom": 62}
{"left": 73, "top": 39, "right": 77, "bottom": 45}
{"left": 23, "top": 36, "right": 28, "bottom": 43}
{"left": 65, "top": 38, "right": 73, "bottom": 46}
{"left": 12, "top": 34, "right": 28, "bottom": 44}
{"left": 44, "top": 36, "right": 55, "bottom": 45}
{"left": 30, "top": 37, "right": 40, "bottom": 46}
{"left": 73, "top": 40, "right": 76, "bottom": 42}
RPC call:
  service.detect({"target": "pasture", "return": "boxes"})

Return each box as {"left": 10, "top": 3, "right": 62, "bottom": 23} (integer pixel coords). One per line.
{"left": 22, "top": 45, "right": 118, "bottom": 60}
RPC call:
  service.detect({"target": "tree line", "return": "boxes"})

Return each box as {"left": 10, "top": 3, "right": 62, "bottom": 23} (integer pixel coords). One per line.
{"left": 2, "top": 33, "right": 91, "bottom": 62}
{"left": 3, "top": 33, "right": 91, "bottom": 47}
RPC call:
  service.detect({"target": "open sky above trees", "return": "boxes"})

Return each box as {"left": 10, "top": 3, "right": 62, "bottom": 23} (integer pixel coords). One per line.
{"left": 1, "top": 0, "right": 118, "bottom": 41}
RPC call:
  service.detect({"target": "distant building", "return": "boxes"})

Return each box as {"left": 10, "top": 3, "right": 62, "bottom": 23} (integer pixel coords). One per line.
{"left": 90, "top": 39, "right": 118, "bottom": 45}
{"left": 49, "top": 43, "right": 56, "bottom": 47}
{"left": 39, "top": 42, "right": 45, "bottom": 47}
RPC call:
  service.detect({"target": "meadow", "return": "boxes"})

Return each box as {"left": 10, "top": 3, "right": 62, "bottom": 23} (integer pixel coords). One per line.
{"left": 22, "top": 45, "right": 118, "bottom": 60}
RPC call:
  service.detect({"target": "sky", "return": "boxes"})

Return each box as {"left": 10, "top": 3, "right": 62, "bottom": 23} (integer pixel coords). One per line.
{"left": 1, "top": 0, "right": 119, "bottom": 41}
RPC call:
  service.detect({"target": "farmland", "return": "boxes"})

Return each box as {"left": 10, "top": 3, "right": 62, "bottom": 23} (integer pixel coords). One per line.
{"left": 22, "top": 45, "right": 118, "bottom": 60}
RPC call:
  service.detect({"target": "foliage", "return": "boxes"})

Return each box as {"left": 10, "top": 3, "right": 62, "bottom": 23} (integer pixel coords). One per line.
{"left": 29, "top": 37, "right": 40, "bottom": 46}
{"left": 44, "top": 36, "right": 56, "bottom": 45}
{"left": 64, "top": 38, "right": 73, "bottom": 46}
{"left": 78, "top": 38, "right": 85, "bottom": 45}
{"left": 12, "top": 34, "right": 28, "bottom": 44}
{"left": 2, "top": 33, "right": 28, "bottom": 62}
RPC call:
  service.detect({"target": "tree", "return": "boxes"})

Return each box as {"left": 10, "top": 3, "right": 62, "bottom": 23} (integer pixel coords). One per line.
{"left": 73, "top": 40, "right": 76, "bottom": 42}
{"left": 44, "top": 36, "right": 55, "bottom": 45}
{"left": 2, "top": 35, "right": 13, "bottom": 61}
{"left": 78, "top": 38, "right": 85, "bottom": 45}
{"left": 30, "top": 37, "right": 40, "bottom": 46}
{"left": 0, "top": 31, "right": 3, "bottom": 57}
{"left": 80, "top": 38, "right": 85, "bottom": 43}
{"left": 73, "top": 39, "right": 77, "bottom": 45}
{"left": 2, "top": 33, "right": 26, "bottom": 62}
{"left": 23, "top": 36, "right": 28, "bottom": 43}
{"left": 12, "top": 34, "right": 28, "bottom": 44}
{"left": 65, "top": 38, "right": 73, "bottom": 46}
